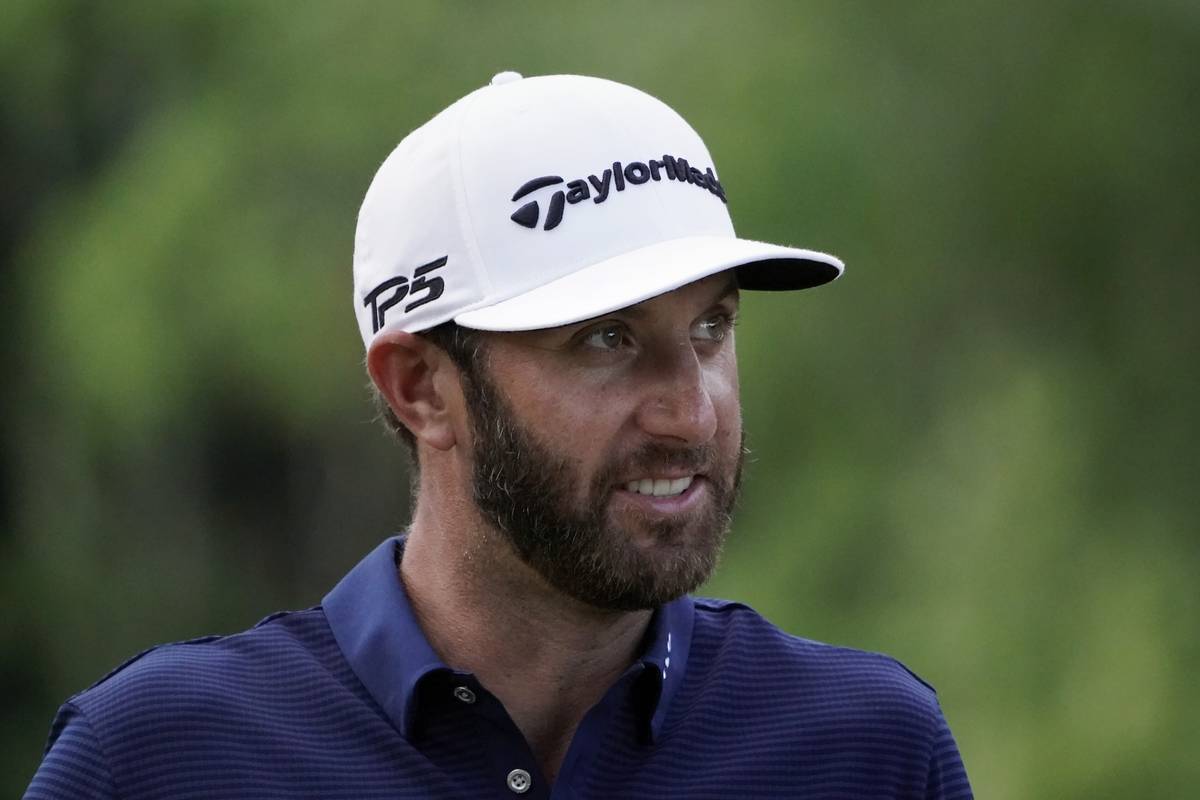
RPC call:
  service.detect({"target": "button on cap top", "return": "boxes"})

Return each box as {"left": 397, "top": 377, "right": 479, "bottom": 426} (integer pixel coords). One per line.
{"left": 491, "top": 70, "right": 523, "bottom": 86}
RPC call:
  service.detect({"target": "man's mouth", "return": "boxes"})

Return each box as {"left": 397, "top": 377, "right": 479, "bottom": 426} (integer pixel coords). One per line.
{"left": 623, "top": 475, "right": 695, "bottom": 497}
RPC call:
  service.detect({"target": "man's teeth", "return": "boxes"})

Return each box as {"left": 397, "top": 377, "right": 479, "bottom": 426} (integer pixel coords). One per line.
{"left": 624, "top": 476, "right": 694, "bottom": 497}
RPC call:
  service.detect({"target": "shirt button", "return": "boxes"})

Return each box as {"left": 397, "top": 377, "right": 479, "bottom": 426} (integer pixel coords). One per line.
{"left": 452, "top": 686, "right": 476, "bottom": 704}
{"left": 506, "top": 768, "right": 532, "bottom": 794}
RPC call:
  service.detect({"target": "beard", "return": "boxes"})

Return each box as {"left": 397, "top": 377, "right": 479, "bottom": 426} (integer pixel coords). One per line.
{"left": 462, "top": 360, "right": 744, "bottom": 612}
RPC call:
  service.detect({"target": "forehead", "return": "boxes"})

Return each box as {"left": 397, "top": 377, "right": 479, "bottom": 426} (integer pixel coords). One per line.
{"left": 476, "top": 271, "right": 738, "bottom": 356}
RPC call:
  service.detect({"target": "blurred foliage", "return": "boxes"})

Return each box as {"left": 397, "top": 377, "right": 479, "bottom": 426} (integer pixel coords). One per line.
{"left": 3, "top": 1, "right": 1197, "bottom": 797}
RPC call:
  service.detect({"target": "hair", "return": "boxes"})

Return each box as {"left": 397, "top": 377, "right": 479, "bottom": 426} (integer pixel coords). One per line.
{"left": 370, "top": 320, "right": 487, "bottom": 461}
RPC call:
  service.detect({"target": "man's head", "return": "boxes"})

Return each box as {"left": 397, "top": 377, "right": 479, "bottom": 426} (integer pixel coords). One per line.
{"left": 357, "top": 73, "right": 842, "bottom": 609}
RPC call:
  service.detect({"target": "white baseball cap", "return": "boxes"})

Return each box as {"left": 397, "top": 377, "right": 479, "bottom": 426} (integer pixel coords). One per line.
{"left": 353, "top": 71, "right": 843, "bottom": 347}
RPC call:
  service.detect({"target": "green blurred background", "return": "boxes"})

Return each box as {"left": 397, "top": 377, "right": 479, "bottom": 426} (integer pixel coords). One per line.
{"left": 3, "top": 1, "right": 1197, "bottom": 796}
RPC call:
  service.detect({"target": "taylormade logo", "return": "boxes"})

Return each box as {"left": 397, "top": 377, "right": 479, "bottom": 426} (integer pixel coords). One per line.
{"left": 510, "top": 154, "right": 727, "bottom": 231}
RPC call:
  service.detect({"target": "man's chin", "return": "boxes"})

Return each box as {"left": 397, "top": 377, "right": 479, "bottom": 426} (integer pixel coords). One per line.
{"left": 583, "top": 521, "right": 727, "bottom": 606}
{"left": 593, "top": 548, "right": 722, "bottom": 611}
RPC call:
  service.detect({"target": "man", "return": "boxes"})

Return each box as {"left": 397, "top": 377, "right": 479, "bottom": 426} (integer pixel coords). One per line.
{"left": 26, "top": 72, "right": 972, "bottom": 798}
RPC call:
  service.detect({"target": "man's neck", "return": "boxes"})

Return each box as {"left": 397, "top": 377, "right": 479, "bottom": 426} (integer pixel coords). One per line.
{"left": 400, "top": 502, "right": 651, "bottom": 785}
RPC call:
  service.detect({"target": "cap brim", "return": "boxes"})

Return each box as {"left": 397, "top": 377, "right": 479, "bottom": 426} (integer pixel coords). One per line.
{"left": 453, "top": 235, "right": 843, "bottom": 332}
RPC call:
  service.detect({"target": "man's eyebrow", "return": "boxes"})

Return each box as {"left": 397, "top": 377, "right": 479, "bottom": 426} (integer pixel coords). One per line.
{"left": 712, "top": 280, "right": 741, "bottom": 306}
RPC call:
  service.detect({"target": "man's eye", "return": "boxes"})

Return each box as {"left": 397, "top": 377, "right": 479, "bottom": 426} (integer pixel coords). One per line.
{"left": 581, "top": 324, "right": 630, "bottom": 350}
{"left": 693, "top": 314, "right": 734, "bottom": 343}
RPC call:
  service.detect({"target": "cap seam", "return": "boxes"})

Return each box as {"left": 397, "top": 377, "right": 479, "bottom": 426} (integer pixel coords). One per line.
{"left": 601, "top": 95, "right": 676, "bottom": 244}
{"left": 448, "top": 85, "right": 495, "bottom": 304}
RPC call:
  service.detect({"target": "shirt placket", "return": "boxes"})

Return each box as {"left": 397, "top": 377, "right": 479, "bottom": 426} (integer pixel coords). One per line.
{"left": 442, "top": 673, "right": 551, "bottom": 800}
{"left": 548, "top": 669, "right": 642, "bottom": 800}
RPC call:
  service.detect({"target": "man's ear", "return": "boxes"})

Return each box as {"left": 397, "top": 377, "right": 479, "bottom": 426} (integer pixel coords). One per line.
{"left": 367, "top": 331, "right": 458, "bottom": 451}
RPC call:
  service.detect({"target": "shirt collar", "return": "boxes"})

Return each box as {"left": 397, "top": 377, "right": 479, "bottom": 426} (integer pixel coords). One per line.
{"left": 322, "top": 536, "right": 446, "bottom": 739}
{"left": 323, "top": 535, "right": 695, "bottom": 742}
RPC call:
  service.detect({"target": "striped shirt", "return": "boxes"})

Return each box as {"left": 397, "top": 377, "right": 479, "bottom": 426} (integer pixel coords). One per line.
{"left": 25, "top": 536, "right": 972, "bottom": 798}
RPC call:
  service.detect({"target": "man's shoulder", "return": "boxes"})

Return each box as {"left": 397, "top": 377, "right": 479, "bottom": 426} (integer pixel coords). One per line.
{"left": 663, "top": 599, "right": 971, "bottom": 797}
{"left": 68, "top": 606, "right": 349, "bottom": 727}
{"left": 32, "top": 606, "right": 416, "bottom": 794}
{"left": 689, "top": 596, "right": 942, "bottom": 725}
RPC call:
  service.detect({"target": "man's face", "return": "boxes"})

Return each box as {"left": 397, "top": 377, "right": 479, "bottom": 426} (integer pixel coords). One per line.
{"left": 459, "top": 273, "right": 744, "bottom": 611}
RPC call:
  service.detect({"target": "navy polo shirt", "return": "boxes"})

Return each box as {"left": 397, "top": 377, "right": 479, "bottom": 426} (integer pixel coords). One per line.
{"left": 26, "top": 536, "right": 972, "bottom": 798}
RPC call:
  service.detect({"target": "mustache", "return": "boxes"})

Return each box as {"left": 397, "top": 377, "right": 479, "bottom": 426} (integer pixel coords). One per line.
{"left": 597, "top": 441, "right": 720, "bottom": 486}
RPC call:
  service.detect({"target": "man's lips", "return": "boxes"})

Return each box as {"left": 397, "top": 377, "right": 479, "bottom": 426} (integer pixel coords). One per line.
{"left": 622, "top": 475, "right": 695, "bottom": 498}
{"left": 612, "top": 475, "right": 708, "bottom": 514}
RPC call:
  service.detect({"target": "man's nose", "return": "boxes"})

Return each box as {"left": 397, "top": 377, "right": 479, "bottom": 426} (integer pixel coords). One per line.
{"left": 634, "top": 343, "right": 719, "bottom": 445}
